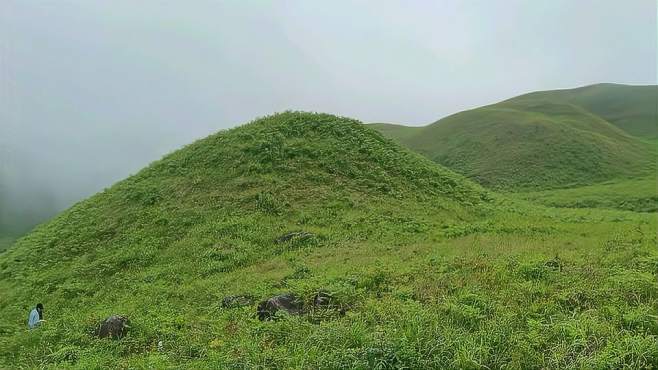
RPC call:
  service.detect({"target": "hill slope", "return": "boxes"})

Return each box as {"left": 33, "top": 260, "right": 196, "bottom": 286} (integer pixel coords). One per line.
{"left": 373, "top": 85, "right": 655, "bottom": 191}
{"left": 515, "top": 174, "right": 658, "bottom": 213}
{"left": 507, "top": 83, "right": 658, "bottom": 138}
{"left": 0, "top": 112, "right": 486, "bottom": 365}
{"left": 1, "top": 112, "right": 656, "bottom": 369}
{"left": 368, "top": 123, "right": 423, "bottom": 143}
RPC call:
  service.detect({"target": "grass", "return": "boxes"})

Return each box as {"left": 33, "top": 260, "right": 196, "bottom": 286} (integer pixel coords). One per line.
{"left": 0, "top": 112, "right": 656, "bottom": 369}
{"left": 508, "top": 83, "right": 658, "bottom": 138}
{"left": 367, "top": 123, "right": 423, "bottom": 143}
{"left": 516, "top": 175, "right": 658, "bottom": 213}
{"left": 373, "top": 84, "right": 656, "bottom": 192}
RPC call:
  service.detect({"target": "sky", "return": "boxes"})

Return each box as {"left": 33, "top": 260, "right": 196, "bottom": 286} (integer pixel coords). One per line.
{"left": 0, "top": 0, "right": 656, "bottom": 234}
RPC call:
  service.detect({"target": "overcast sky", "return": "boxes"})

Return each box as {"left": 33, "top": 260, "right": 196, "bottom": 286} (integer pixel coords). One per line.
{"left": 0, "top": 0, "right": 656, "bottom": 225}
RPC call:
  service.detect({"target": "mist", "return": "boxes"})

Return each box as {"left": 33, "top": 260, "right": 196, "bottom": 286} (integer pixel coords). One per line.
{"left": 1, "top": 0, "right": 655, "bottom": 237}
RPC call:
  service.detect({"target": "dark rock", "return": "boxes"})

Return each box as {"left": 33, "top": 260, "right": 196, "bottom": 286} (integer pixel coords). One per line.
{"left": 221, "top": 295, "right": 254, "bottom": 308}
{"left": 257, "top": 293, "right": 304, "bottom": 321}
{"left": 95, "top": 315, "right": 129, "bottom": 339}
{"left": 275, "top": 231, "right": 315, "bottom": 244}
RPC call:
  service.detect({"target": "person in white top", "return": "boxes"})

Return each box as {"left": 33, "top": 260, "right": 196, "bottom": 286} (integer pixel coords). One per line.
{"left": 28, "top": 303, "right": 44, "bottom": 329}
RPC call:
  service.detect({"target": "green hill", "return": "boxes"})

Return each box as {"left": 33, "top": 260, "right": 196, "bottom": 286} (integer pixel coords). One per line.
{"left": 507, "top": 83, "right": 658, "bottom": 138}
{"left": 1, "top": 112, "right": 656, "bottom": 369}
{"left": 373, "top": 85, "right": 656, "bottom": 192}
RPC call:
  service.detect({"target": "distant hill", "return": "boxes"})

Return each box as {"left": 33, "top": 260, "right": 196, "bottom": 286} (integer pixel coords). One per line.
{"left": 507, "top": 83, "right": 657, "bottom": 138}
{"left": 367, "top": 123, "right": 424, "bottom": 143}
{"left": 372, "top": 84, "right": 656, "bottom": 191}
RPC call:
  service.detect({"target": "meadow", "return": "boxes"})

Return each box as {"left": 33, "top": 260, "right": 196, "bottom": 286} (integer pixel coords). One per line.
{"left": 0, "top": 112, "right": 656, "bottom": 369}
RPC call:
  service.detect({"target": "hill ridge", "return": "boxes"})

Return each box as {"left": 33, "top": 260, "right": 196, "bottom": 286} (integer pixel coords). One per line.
{"left": 373, "top": 84, "right": 655, "bottom": 191}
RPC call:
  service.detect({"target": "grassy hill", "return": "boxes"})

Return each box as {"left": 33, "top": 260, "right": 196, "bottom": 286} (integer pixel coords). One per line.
{"left": 1, "top": 112, "right": 656, "bottom": 369}
{"left": 372, "top": 84, "right": 656, "bottom": 192}
{"left": 507, "top": 83, "right": 658, "bottom": 138}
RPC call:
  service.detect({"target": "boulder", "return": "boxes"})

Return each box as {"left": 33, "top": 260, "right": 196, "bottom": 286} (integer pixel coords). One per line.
{"left": 257, "top": 293, "right": 303, "bottom": 321}
{"left": 95, "top": 315, "right": 129, "bottom": 339}
{"left": 221, "top": 295, "right": 254, "bottom": 308}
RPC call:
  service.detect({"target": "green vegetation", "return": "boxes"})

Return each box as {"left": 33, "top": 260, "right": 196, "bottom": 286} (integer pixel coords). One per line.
{"left": 368, "top": 123, "right": 423, "bottom": 143}
{"left": 507, "top": 83, "right": 658, "bottom": 138}
{"left": 516, "top": 175, "right": 658, "bottom": 213}
{"left": 0, "top": 112, "right": 656, "bottom": 369}
{"left": 373, "top": 84, "right": 656, "bottom": 193}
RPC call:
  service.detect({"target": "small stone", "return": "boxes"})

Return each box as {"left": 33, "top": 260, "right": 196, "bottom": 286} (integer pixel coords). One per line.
{"left": 95, "top": 315, "right": 129, "bottom": 339}
{"left": 257, "top": 293, "right": 304, "bottom": 321}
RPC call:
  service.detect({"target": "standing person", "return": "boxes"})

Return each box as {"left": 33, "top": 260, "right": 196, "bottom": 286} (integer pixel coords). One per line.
{"left": 28, "top": 303, "right": 44, "bottom": 329}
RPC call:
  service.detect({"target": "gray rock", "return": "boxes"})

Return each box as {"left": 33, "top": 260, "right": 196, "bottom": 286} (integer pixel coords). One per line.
{"left": 257, "top": 293, "right": 304, "bottom": 321}
{"left": 95, "top": 315, "right": 129, "bottom": 339}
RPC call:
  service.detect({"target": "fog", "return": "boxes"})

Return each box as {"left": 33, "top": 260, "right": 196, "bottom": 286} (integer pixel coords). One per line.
{"left": 1, "top": 0, "right": 655, "bottom": 236}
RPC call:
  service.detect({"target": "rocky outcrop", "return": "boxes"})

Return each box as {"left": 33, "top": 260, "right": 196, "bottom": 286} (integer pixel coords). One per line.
{"left": 257, "top": 293, "right": 304, "bottom": 321}
{"left": 95, "top": 315, "right": 129, "bottom": 339}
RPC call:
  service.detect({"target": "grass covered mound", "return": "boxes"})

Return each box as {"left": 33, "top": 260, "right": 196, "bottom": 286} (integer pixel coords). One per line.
{"left": 0, "top": 112, "right": 656, "bottom": 368}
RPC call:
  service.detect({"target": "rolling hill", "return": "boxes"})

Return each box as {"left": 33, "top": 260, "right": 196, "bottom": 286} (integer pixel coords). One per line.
{"left": 372, "top": 84, "right": 656, "bottom": 192}
{"left": 507, "top": 83, "right": 658, "bottom": 138}
{"left": 0, "top": 112, "right": 656, "bottom": 368}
